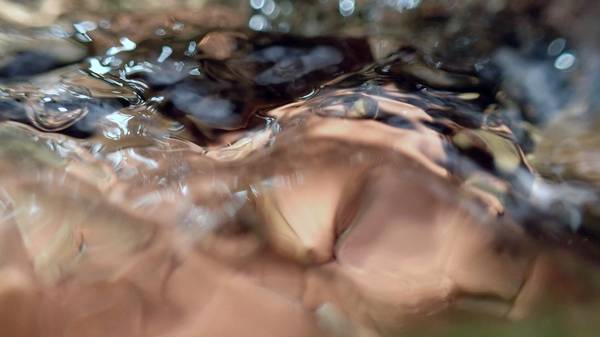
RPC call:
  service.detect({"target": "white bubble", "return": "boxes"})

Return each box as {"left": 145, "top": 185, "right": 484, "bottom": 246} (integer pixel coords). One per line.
{"left": 249, "top": 14, "right": 269, "bottom": 31}
{"left": 261, "top": 0, "right": 277, "bottom": 15}
{"left": 339, "top": 0, "right": 355, "bottom": 16}
{"left": 554, "top": 52, "right": 576, "bottom": 70}
{"left": 250, "top": 0, "right": 265, "bottom": 10}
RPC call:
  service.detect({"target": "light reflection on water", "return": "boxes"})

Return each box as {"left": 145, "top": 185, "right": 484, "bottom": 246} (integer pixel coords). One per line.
{"left": 103, "top": 111, "right": 134, "bottom": 140}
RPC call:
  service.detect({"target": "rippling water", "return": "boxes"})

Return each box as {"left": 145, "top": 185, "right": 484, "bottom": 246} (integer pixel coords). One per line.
{"left": 1, "top": 1, "right": 600, "bottom": 337}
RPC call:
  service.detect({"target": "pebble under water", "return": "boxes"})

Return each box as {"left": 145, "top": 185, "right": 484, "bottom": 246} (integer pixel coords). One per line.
{"left": 1, "top": 3, "right": 600, "bottom": 337}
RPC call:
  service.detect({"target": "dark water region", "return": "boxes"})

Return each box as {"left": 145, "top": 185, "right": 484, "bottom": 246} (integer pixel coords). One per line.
{"left": 1, "top": 1, "right": 600, "bottom": 336}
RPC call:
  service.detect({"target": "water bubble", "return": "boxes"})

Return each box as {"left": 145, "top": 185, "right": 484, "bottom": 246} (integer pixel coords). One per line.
{"left": 26, "top": 96, "right": 89, "bottom": 132}
{"left": 250, "top": 0, "right": 266, "bottom": 10}
{"left": 339, "top": 0, "right": 356, "bottom": 16}
{"left": 261, "top": 0, "right": 277, "bottom": 16}
{"left": 249, "top": 14, "right": 270, "bottom": 31}
{"left": 547, "top": 38, "right": 567, "bottom": 56}
{"left": 554, "top": 52, "right": 576, "bottom": 70}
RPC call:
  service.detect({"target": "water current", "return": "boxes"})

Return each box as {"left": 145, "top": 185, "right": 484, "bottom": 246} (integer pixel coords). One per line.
{"left": 1, "top": 1, "right": 600, "bottom": 336}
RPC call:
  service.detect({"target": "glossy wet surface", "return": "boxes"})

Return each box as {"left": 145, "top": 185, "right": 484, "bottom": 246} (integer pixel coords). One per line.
{"left": 1, "top": 2, "right": 600, "bottom": 337}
